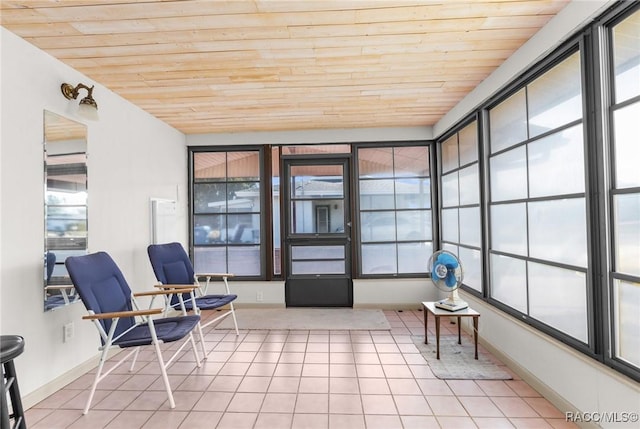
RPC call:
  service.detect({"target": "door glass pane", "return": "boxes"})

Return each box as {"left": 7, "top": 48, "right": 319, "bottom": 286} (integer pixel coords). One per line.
{"left": 528, "top": 262, "right": 588, "bottom": 342}
{"left": 292, "top": 260, "right": 345, "bottom": 275}
{"left": 292, "top": 245, "right": 345, "bottom": 260}
{"left": 490, "top": 88, "right": 528, "bottom": 153}
{"left": 490, "top": 146, "right": 528, "bottom": 202}
{"left": 282, "top": 145, "right": 351, "bottom": 155}
{"left": 614, "top": 193, "right": 640, "bottom": 276}
{"left": 529, "top": 198, "right": 587, "bottom": 268}
{"left": 614, "top": 279, "right": 640, "bottom": 367}
{"left": 613, "top": 103, "right": 640, "bottom": 188}
{"left": 528, "top": 125, "right": 585, "bottom": 197}
{"left": 528, "top": 52, "right": 582, "bottom": 137}
{"left": 291, "top": 201, "right": 344, "bottom": 234}
{"left": 394, "top": 146, "right": 430, "bottom": 177}
{"left": 491, "top": 203, "right": 527, "bottom": 256}
{"left": 291, "top": 165, "right": 344, "bottom": 199}
{"left": 491, "top": 254, "right": 527, "bottom": 313}
{"left": 613, "top": 11, "right": 640, "bottom": 103}
{"left": 362, "top": 243, "right": 397, "bottom": 274}
{"left": 291, "top": 245, "right": 346, "bottom": 275}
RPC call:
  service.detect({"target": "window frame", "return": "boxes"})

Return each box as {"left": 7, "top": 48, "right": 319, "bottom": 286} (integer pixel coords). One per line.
{"left": 188, "top": 145, "right": 268, "bottom": 280}
{"left": 354, "top": 141, "right": 435, "bottom": 278}
{"left": 483, "top": 41, "right": 596, "bottom": 356}
{"left": 437, "top": 114, "right": 484, "bottom": 296}
{"left": 598, "top": 3, "right": 640, "bottom": 379}
{"left": 431, "top": 0, "right": 640, "bottom": 382}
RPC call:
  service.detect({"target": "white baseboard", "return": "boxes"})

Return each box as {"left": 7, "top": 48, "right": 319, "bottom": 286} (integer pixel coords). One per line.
{"left": 23, "top": 349, "right": 120, "bottom": 410}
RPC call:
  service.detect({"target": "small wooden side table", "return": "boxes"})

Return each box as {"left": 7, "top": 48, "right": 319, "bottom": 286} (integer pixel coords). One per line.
{"left": 422, "top": 301, "right": 480, "bottom": 360}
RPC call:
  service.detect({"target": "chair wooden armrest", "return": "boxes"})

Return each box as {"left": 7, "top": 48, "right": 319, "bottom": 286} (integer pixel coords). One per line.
{"left": 82, "top": 308, "right": 162, "bottom": 320}
{"left": 44, "top": 285, "right": 75, "bottom": 291}
{"left": 153, "top": 284, "right": 199, "bottom": 290}
{"left": 195, "top": 272, "right": 235, "bottom": 279}
{"left": 134, "top": 288, "right": 194, "bottom": 297}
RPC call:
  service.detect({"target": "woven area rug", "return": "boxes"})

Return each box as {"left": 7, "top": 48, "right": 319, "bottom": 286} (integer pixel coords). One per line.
{"left": 412, "top": 335, "right": 512, "bottom": 380}
{"left": 215, "top": 308, "right": 390, "bottom": 330}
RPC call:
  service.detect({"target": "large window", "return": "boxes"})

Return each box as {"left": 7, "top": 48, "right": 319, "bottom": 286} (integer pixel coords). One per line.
{"left": 439, "top": 120, "right": 482, "bottom": 293}
{"left": 191, "top": 149, "right": 264, "bottom": 277}
{"left": 357, "top": 145, "right": 433, "bottom": 275}
{"left": 487, "top": 51, "right": 590, "bottom": 344}
{"left": 607, "top": 9, "right": 640, "bottom": 371}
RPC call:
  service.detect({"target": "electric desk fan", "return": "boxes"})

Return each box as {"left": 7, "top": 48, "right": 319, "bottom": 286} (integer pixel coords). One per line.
{"left": 428, "top": 250, "right": 468, "bottom": 311}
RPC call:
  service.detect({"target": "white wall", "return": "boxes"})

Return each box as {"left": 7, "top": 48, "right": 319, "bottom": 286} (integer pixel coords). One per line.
{"left": 0, "top": 28, "right": 187, "bottom": 402}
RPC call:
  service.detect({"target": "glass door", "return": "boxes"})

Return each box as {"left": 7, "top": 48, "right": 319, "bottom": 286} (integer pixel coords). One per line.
{"left": 283, "top": 157, "right": 352, "bottom": 307}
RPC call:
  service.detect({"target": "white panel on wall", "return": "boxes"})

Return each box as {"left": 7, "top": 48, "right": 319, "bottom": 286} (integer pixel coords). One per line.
{"left": 151, "top": 198, "right": 177, "bottom": 244}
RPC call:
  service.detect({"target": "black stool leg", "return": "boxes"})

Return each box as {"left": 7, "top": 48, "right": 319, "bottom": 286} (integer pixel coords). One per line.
{"left": 2, "top": 360, "right": 26, "bottom": 429}
{"left": 1, "top": 364, "right": 11, "bottom": 429}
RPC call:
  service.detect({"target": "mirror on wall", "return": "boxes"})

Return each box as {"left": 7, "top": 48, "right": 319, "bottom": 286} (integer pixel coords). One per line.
{"left": 44, "top": 111, "right": 88, "bottom": 311}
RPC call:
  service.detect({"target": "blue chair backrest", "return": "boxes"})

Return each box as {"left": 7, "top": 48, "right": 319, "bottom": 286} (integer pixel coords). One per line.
{"left": 147, "top": 243, "right": 195, "bottom": 305}
{"left": 46, "top": 251, "right": 56, "bottom": 282}
{"left": 66, "top": 252, "right": 135, "bottom": 340}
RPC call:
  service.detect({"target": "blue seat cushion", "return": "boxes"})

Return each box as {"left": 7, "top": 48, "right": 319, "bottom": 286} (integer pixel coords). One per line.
{"left": 113, "top": 315, "right": 200, "bottom": 348}
{"left": 182, "top": 294, "right": 237, "bottom": 311}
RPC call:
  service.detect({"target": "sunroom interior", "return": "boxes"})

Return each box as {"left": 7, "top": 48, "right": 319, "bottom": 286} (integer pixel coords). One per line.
{"left": 1, "top": 1, "right": 639, "bottom": 428}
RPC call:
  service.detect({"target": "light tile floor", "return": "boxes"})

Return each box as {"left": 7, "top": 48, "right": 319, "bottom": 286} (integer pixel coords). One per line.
{"left": 25, "top": 309, "right": 577, "bottom": 429}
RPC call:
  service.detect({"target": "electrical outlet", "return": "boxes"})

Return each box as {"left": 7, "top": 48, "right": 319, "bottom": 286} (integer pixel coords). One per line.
{"left": 256, "top": 291, "right": 264, "bottom": 302}
{"left": 63, "top": 322, "right": 74, "bottom": 342}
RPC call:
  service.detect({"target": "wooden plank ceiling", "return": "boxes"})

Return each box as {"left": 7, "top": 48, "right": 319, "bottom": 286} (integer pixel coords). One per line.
{"left": 1, "top": 0, "right": 570, "bottom": 134}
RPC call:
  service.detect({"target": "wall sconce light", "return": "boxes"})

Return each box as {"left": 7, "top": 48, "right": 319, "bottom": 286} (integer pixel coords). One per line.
{"left": 61, "top": 82, "right": 98, "bottom": 120}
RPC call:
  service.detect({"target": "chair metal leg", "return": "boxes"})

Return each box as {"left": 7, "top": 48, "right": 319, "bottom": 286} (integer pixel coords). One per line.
{"left": 148, "top": 321, "right": 175, "bottom": 409}
{"left": 84, "top": 344, "right": 110, "bottom": 415}
{"left": 188, "top": 332, "right": 202, "bottom": 366}
{"left": 229, "top": 302, "right": 240, "bottom": 336}
{"left": 129, "top": 347, "right": 141, "bottom": 371}
{"left": 196, "top": 321, "right": 207, "bottom": 358}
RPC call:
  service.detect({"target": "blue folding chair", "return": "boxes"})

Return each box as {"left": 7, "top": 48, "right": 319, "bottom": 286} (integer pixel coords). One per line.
{"left": 65, "top": 252, "right": 202, "bottom": 414}
{"left": 147, "top": 242, "right": 239, "bottom": 355}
